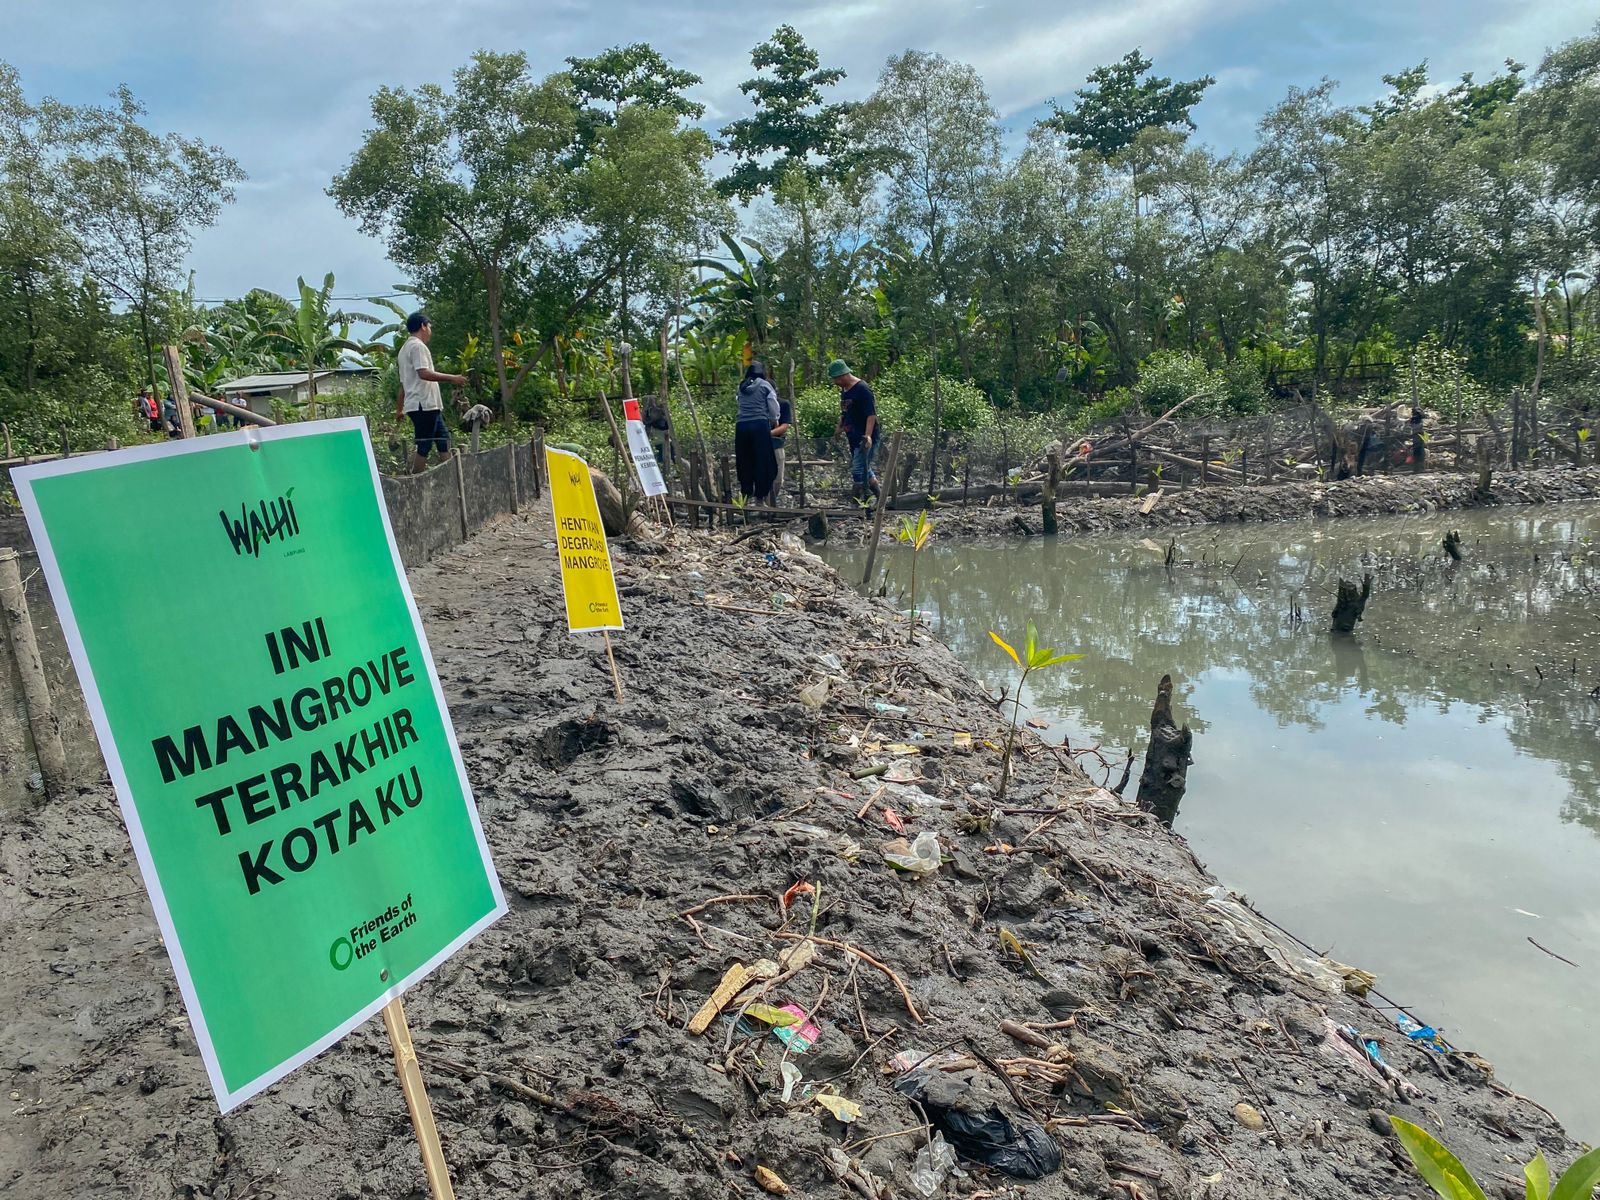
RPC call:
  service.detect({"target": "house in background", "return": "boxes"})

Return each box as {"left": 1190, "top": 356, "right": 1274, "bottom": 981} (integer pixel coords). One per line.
{"left": 213, "top": 365, "right": 377, "bottom": 419}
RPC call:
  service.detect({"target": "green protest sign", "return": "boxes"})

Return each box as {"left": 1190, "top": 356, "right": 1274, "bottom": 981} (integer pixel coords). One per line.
{"left": 14, "top": 420, "right": 505, "bottom": 1112}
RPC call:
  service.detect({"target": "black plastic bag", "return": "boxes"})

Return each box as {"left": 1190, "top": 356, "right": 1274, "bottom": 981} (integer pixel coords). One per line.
{"left": 893, "top": 1069, "right": 1062, "bottom": 1179}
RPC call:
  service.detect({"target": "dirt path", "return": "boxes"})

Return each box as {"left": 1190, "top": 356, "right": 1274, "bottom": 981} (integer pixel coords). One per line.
{"left": 0, "top": 506, "right": 1576, "bottom": 1198}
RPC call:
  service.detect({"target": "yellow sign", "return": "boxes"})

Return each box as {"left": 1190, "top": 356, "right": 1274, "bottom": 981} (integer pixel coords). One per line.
{"left": 546, "top": 446, "right": 623, "bottom": 632}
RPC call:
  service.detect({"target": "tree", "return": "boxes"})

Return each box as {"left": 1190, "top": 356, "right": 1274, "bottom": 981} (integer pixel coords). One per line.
{"left": 567, "top": 42, "right": 703, "bottom": 131}
{"left": 331, "top": 52, "right": 585, "bottom": 424}
{"left": 260, "top": 273, "right": 379, "bottom": 419}
{"left": 569, "top": 48, "right": 723, "bottom": 346}
{"left": 717, "top": 25, "right": 860, "bottom": 202}
{"left": 59, "top": 84, "right": 242, "bottom": 390}
{"left": 719, "top": 26, "right": 867, "bottom": 382}
{"left": 1037, "top": 49, "right": 1214, "bottom": 162}
{"left": 860, "top": 50, "right": 1001, "bottom": 484}
{"left": 0, "top": 63, "right": 81, "bottom": 393}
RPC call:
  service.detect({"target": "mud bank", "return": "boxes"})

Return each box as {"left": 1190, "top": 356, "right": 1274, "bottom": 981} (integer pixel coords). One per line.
{"left": 1, "top": 507, "right": 1580, "bottom": 1199}
{"left": 828, "top": 465, "right": 1600, "bottom": 544}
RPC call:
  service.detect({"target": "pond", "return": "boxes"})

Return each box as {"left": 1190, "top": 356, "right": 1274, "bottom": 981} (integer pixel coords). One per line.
{"left": 829, "top": 503, "right": 1600, "bottom": 1137}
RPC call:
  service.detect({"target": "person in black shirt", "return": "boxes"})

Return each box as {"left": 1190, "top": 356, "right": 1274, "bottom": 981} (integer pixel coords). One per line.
{"left": 828, "top": 359, "right": 880, "bottom": 500}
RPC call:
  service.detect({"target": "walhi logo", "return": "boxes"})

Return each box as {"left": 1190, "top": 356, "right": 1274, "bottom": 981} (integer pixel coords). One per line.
{"left": 219, "top": 487, "right": 300, "bottom": 558}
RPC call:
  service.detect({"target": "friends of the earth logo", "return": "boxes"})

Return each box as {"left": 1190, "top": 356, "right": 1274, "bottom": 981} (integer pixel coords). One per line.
{"left": 567, "top": 466, "right": 583, "bottom": 488}
{"left": 220, "top": 487, "right": 300, "bottom": 558}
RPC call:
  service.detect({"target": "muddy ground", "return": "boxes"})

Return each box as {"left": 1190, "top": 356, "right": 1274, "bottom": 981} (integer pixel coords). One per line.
{"left": 823, "top": 465, "right": 1600, "bottom": 544}
{"left": 0, "top": 505, "right": 1582, "bottom": 1199}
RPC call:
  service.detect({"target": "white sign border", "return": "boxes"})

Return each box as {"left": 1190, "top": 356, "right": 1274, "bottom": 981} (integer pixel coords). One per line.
{"left": 12, "top": 418, "right": 508, "bottom": 1113}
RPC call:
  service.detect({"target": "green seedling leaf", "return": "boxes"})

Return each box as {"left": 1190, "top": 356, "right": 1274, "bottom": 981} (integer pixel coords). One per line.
{"left": 1549, "top": 1144, "right": 1600, "bottom": 1200}
{"left": 1525, "top": 1149, "right": 1550, "bottom": 1200}
{"left": 989, "top": 631, "right": 1020, "bottom": 667}
{"left": 1028, "top": 648, "right": 1083, "bottom": 670}
{"left": 1389, "top": 1117, "right": 1491, "bottom": 1200}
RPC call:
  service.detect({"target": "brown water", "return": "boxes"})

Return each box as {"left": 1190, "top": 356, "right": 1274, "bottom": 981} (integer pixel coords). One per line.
{"left": 831, "top": 505, "right": 1600, "bottom": 1136}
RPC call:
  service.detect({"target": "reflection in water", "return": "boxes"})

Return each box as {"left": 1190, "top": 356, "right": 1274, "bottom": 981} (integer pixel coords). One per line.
{"left": 830, "top": 505, "right": 1600, "bottom": 1136}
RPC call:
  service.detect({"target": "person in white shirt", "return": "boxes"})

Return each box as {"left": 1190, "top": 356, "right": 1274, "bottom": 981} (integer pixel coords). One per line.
{"left": 393, "top": 312, "right": 466, "bottom": 473}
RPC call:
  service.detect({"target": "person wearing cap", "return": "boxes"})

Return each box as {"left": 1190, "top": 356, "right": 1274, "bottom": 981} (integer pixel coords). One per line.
{"left": 733, "top": 361, "right": 780, "bottom": 504}
{"left": 829, "top": 359, "right": 879, "bottom": 500}
{"left": 394, "top": 311, "right": 466, "bottom": 473}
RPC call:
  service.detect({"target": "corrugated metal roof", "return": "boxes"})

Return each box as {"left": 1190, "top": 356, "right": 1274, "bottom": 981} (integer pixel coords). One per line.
{"left": 215, "top": 367, "right": 374, "bottom": 391}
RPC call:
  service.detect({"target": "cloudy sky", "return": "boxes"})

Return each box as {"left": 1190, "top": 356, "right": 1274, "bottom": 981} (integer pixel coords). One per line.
{"left": 6, "top": 0, "right": 1593, "bottom": 304}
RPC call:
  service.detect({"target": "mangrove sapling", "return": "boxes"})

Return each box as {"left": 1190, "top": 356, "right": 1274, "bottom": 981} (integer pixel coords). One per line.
{"left": 988, "top": 621, "right": 1082, "bottom": 802}
{"left": 1388, "top": 1116, "right": 1600, "bottom": 1200}
{"left": 895, "top": 510, "right": 934, "bottom": 644}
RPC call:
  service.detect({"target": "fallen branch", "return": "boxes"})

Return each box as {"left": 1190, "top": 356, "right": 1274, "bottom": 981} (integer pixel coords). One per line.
{"left": 1528, "top": 936, "right": 1579, "bottom": 968}
{"left": 774, "top": 931, "right": 924, "bottom": 1024}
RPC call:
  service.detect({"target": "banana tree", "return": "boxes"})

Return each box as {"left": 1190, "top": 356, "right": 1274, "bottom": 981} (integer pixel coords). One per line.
{"left": 263, "top": 273, "right": 381, "bottom": 419}
{"left": 677, "top": 329, "right": 746, "bottom": 388}
{"left": 691, "top": 232, "right": 780, "bottom": 351}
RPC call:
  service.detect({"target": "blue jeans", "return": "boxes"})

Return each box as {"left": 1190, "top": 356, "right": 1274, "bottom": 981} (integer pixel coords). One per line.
{"left": 850, "top": 438, "right": 878, "bottom": 484}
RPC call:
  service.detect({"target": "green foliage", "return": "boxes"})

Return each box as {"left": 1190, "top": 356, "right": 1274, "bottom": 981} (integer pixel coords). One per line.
{"left": 876, "top": 355, "right": 992, "bottom": 433}
{"left": 1037, "top": 49, "right": 1215, "bottom": 159}
{"left": 1133, "top": 349, "right": 1267, "bottom": 420}
{"left": 1396, "top": 335, "right": 1494, "bottom": 421}
{"left": 717, "top": 26, "right": 861, "bottom": 201}
{"left": 1387, "top": 1116, "right": 1600, "bottom": 1200}
{"left": 796, "top": 385, "right": 842, "bottom": 440}
{"left": 0, "top": 368, "right": 143, "bottom": 457}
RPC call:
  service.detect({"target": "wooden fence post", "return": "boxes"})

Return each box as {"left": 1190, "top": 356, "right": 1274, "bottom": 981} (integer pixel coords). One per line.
{"left": 162, "top": 345, "right": 197, "bottom": 439}
{"left": 787, "top": 361, "right": 805, "bottom": 510}
{"left": 454, "top": 453, "right": 470, "bottom": 541}
{"left": 1200, "top": 436, "right": 1211, "bottom": 486}
{"left": 0, "top": 548, "right": 70, "bottom": 799}
{"left": 1, "top": 422, "right": 11, "bottom": 458}
{"left": 532, "top": 427, "right": 545, "bottom": 500}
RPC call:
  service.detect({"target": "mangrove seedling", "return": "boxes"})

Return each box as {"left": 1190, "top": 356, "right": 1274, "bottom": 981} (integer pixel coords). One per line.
{"left": 989, "top": 621, "right": 1082, "bottom": 801}
{"left": 896, "top": 509, "right": 934, "bottom": 644}
{"left": 1389, "top": 1116, "right": 1600, "bottom": 1200}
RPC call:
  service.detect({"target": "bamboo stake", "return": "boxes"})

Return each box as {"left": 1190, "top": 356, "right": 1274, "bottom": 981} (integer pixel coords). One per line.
{"left": 381, "top": 995, "right": 455, "bottom": 1199}
{"left": 602, "top": 631, "right": 624, "bottom": 704}
{"left": 861, "top": 432, "right": 903, "bottom": 587}
{"left": 672, "top": 362, "right": 718, "bottom": 508}
{"left": 0, "top": 548, "right": 70, "bottom": 799}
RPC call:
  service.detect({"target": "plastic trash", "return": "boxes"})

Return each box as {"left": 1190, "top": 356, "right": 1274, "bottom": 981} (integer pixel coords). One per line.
{"left": 893, "top": 1070, "right": 1060, "bottom": 1180}
{"left": 883, "top": 831, "right": 942, "bottom": 874}
{"left": 781, "top": 1062, "right": 802, "bottom": 1102}
{"left": 873, "top": 701, "right": 909, "bottom": 715}
{"left": 799, "top": 679, "right": 829, "bottom": 709}
{"left": 772, "top": 592, "right": 798, "bottom": 608}
{"left": 815, "top": 1093, "right": 861, "bottom": 1123}
{"left": 1396, "top": 1011, "right": 1450, "bottom": 1052}
{"left": 910, "top": 1132, "right": 961, "bottom": 1196}
{"left": 772, "top": 1004, "right": 820, "bottom": 1052}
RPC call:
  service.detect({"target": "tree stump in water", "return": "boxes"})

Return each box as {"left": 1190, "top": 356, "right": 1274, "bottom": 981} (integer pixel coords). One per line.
{"left": 807, "top": 512, "right": 829, "bottom": 541}
{"left": 1443, "top": 530, "right": 1462, "bottom": 562}
{"left": 1041, "top": 451, "right": 1060, "bottom": 536}
{"left": 1331, "top": 573, "right": 1373, "bottom": 633}
{"left": 1136, "top": 674, "right": 1192, "bottom": 826}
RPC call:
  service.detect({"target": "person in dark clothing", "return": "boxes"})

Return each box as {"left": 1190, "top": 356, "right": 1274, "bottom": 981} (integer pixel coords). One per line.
{"left": 829, "top": 359, "right": 879, "bottom": 499}
{"left": 733, "top": 362, "right": 780, "bottom": 503}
